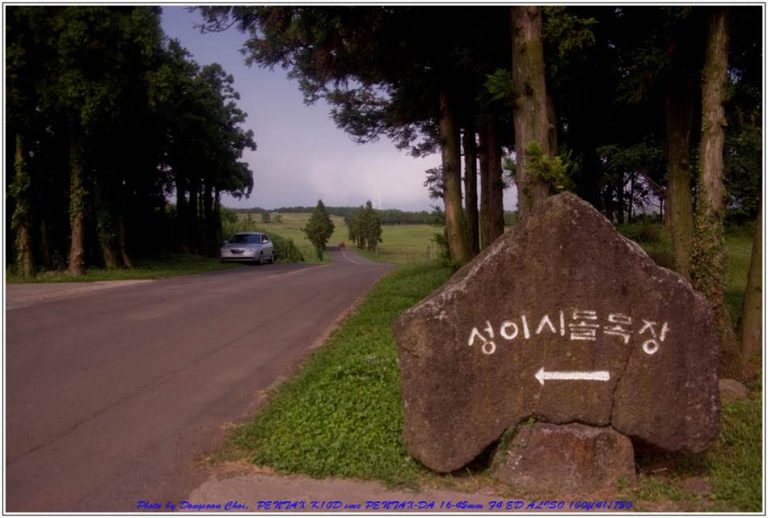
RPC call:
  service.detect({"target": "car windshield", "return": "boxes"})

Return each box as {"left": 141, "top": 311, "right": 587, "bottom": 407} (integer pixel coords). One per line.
{"left": 229, "top": 234, "right": 261, "bottom": 244}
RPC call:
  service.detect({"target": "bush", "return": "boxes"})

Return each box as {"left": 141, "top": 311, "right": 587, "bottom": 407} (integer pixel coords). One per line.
{"left": 270, "top": 233, "right": 304, "bottom": 263}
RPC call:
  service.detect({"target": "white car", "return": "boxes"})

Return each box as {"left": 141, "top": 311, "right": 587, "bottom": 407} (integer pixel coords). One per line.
{"left": 220, "top": 232, "right": 275, "bottom": 264}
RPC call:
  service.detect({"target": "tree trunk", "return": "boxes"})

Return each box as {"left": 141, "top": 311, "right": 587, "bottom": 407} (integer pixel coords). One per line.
{"left": 100, "top": 236, "right": 119, "bottom": 269}
{"left": 195, "top": 184, "right": 203, "bottom": 253}
{"left": 479, "top": 123, "right": 490, "bottom": 249}
{"left": 96, "top": 187, "right": 119, "bottom": 269}
{"left": 190, "top": 187, "right": 200, "bottom": 253}
{"left": 67, "top": 135, "right": 87, "bottom": 276}
{"left": 691, "top": 8, "right": 741, "bottom": 378}
{"left": 665, "top": 79, "right": 695, "bottom": 280}
{"left": 511, "top": 6, "right": 552, "bottom": 218}
{"left": 547, "top": 93, "right": 558, "bottom": 155}
{"left": 176, "top": 178, "right": 189, "bottom": 253}
{"left": 616, "top": 179, "right": 625, "bottom": 224}
{"left": 40, "top": 218, "right": 52, "bottom": 270}
{"left": 439, "top": 91, "right": 471, "bottom": 266}
{"left": 487, "top": 120, "right": 505, "bottom": 242}
{"left": 12, "top": 133, "right": 35, "bottom": 277}
{"left": 213, "top": 189, "right": 222, "bottom": 252}
{"left": 463, "top": 128, "right": 480, "bottom": 255}
{"left": 118, "top": 214, "right": 133, "bottom": 269}
{"left": 203, "top": 181, "right": 215, "bottom": 256}
{"left": 740, "top": 207, "right": 761, "bottom": 375}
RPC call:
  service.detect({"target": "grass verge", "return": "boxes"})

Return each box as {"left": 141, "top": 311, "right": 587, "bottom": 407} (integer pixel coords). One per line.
{"left": 5, "top": 253, "right": 240, "bottom": 284}
{"left": 225, "top": 262, "right": 452, "bottom": 485}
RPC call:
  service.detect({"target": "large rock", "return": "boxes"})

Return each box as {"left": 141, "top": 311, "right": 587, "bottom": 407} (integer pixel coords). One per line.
{"left": 393, "top": 193, "right": 720, "bottom": 473}
{"left": 492, "top": 423, "right": 636, "bottom": 493}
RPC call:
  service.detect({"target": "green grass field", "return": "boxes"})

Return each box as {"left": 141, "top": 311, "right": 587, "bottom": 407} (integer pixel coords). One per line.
{"left": 231, "top": 212, "right": 441, "bottom": 264}
{"left": 359, "top": 224, "right": 441, "bottom": 264}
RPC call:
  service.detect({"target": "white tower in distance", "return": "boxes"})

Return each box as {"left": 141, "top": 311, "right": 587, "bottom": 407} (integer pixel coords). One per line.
{"left": 374, "top": 175, "right": 383, "bottom": 210}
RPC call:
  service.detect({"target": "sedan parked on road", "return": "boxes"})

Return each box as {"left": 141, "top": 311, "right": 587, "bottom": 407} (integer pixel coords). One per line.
{"left": 220, "top": 232, "right": 275, "bottom": 264}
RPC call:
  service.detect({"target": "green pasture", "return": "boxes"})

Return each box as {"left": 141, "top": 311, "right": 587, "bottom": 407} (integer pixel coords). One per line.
{"left": 231, "top": 211, "right": 440, "bottom": 264}
{"left": 358, "top": 224, "right": 441, "bottom": 264}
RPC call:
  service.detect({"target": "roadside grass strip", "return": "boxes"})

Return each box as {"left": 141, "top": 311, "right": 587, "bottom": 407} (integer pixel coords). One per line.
{"left": 5, "top": 253, "right": 240, "bottom": 283}
{"left": 230, "top": 262, "right": 452, "bottom": 485}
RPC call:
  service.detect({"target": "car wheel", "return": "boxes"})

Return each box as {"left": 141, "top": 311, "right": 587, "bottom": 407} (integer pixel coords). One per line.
{"left": 269, "top": 251, "right": 276, "bottom": 264}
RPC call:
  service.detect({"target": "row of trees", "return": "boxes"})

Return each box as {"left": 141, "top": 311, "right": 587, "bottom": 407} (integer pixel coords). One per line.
{"left": 6, "top": 6, "right": 256, "bottom": 276}
{"left": 198, "top": 6, "right": 761, "bottom": 378}
{"left": 241, "top": 206, "right": 437, "bottom": 225}
{"left": 346, "top": 201, "right": 383, "bottom": 252}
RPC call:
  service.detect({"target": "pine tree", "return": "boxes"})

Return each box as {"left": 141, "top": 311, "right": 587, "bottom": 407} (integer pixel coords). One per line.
{"left": 304, "top": 199, "right": 335, "bottom": 260}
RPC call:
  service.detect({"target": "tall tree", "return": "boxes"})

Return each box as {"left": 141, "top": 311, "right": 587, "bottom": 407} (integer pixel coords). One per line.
{"left": 664, "top": 81, "right": 695, "bottom": 279}
{"left": 651, "top": 9, "right": 706, "bottom": 279}
{"left": 6, "top": 8, "right": 46, "bottom": 276}
{"left": 348, "top": 201, "right": 383, "bottom": 252}
{"left": 439, "top": 91, "right": 471, "bottom": 266}
{"left": 10, "top": 135, "right": 35, "bottom": 276}
{"left": 511, "top": 6, "right": 553, "bottom": 218}
{"left": 363, "top": 201, "right": 383, "bottom": 253}
{"left": 479, "top": 119, "right": 505, "bottom": 246}
{"left": 304, "top": 199, "right": 335, "bottom": 260}
{"left": 740, "top": 207, "right": 761, "bottom": 376}
{"left": 691, "top": 8, "right": 740, "bottom": 378}
{"left": 463, "top": 128, "right": 480, "bottom": 254}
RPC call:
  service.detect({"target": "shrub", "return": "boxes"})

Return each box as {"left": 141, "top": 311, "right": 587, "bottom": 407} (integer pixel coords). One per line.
{"left": 270, "top": 233, "right": 304, "bottom": 263}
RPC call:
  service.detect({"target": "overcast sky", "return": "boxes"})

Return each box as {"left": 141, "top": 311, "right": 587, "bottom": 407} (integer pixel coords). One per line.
{"left": 160, "top": 7, "right": 516, "bottom": 212}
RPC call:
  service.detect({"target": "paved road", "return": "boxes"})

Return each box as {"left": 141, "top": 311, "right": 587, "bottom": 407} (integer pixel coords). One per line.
{"left": 6, "top": 249, "right": 391, "bottom": 512}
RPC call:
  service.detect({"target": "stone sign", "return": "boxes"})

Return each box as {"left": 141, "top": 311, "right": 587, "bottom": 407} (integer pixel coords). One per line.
{"left": 393, "top": 192, "right": 720, "bottom": 474}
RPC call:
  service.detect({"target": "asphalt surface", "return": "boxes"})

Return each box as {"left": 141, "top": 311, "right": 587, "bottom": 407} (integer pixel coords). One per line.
{"left": 5, "top": 248, "right": 391, "bottom": 512}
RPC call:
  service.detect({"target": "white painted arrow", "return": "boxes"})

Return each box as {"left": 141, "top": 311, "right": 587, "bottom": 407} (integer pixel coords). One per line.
{"left": 535, "top": 367, "right": 610, "bottom": 385}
